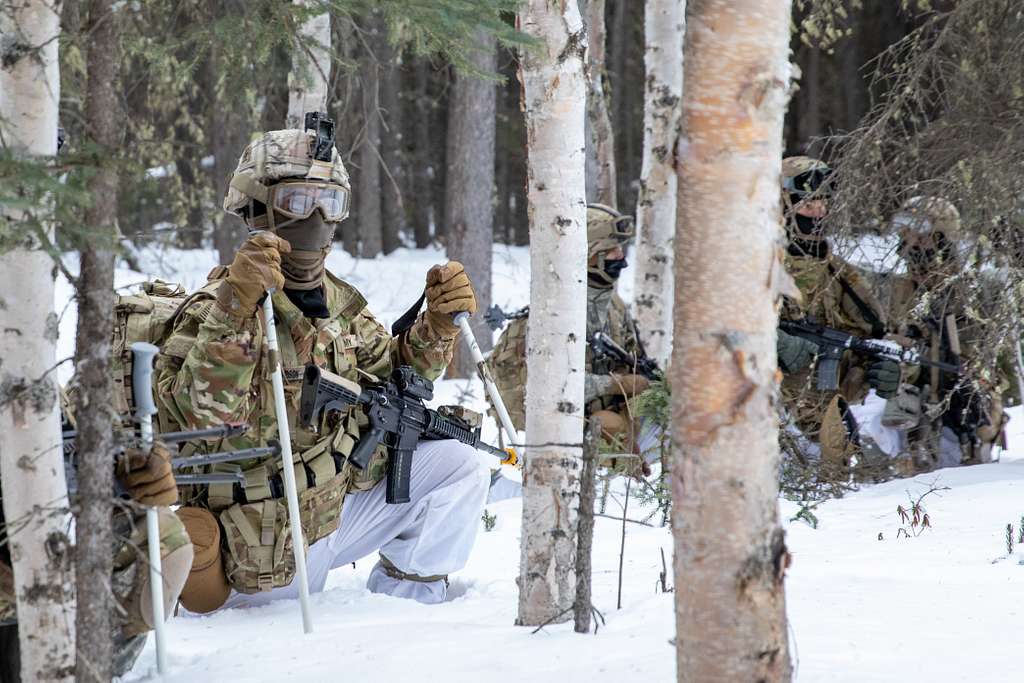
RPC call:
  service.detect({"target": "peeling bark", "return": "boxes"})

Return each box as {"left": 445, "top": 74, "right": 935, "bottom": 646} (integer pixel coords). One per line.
{"left": 0, "top": 0, "right": 77, "bottom": 679}
{"left": 516, "top": 0, "right": 588, "bottom": 628}
{"left": 634, "top": 0, "right": 685, "bottom": 368}
{"left": 286, "top": 0, "right": 330, "bottom": 128}
{"left": 672, "top": 0, "right": 793, "bottom": 681}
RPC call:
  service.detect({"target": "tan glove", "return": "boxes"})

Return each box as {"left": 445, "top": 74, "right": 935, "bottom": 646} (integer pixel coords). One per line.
{"left": 610, "top": 373, "right": 650, "bottom": 397}
{"left": 118, "top": 441, "right": 178, "bottom": 507}
{"left": 222, "top": 233, "right": 292, "bottom": 318}
{"left": 425, "top": 261, "right": 477, "bottom": 337}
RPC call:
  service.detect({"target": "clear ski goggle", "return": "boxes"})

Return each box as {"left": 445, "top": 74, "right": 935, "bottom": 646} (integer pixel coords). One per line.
{"left": 270, "top": 180, "right": 350, "bottom": 223}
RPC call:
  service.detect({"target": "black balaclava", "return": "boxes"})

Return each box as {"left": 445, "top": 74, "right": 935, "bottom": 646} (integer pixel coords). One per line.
{"left": 588, "top": 254, "right": 629, "bottom": 288}
{"left": 787, "top": 204, "right": 829, "bottom": 259}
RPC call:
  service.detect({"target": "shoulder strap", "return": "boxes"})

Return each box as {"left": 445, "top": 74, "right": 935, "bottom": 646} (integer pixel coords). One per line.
{"left": 828, "top": 263, "right": 885, "bottom": 338}
{"left": 391, "top": 291, "right": 425, "bottom": 337}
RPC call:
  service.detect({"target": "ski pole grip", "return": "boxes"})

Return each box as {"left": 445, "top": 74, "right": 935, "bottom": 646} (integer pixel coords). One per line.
{"left": 131, "top": 341, "right": 159, "bottom": 418}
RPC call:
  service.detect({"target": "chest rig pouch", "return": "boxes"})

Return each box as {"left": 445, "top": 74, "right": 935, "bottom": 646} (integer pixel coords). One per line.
{"left": 217, "top": 290, "right": 389, "bottom": 594}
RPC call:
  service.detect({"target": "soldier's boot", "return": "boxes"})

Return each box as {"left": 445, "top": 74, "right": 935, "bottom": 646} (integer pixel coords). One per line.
{"left": 176, "top": 507, "right": 231, "bottom": 613}
{"left": 592, "top": 410, "right": 649, "bottom": 477}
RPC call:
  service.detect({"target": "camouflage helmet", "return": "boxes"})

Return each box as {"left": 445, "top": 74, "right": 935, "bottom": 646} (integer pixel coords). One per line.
{"left": 893, "top": 196, "right": 963, "bottom": 276}
{"left": 587, "top": 203, "right": 634, "bottom": 259}
{"left": 891, "top": 196, "right": 961, "bottom": 241}
{"left": 223, "top": 128, "right": 351, "bottom": 222}
{"left": 781, "top": 156, "right": 832, "bottom": 200}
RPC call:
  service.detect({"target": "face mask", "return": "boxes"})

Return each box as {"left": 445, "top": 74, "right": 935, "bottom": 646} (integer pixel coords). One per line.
{"left": 787, "top": 214, "right": 829, "bottom": 259}
{"left": 274, "top": 213, "right": 334, "bottom": 291}
{"left": 603, "top": 258, "right": 628, "bottom": 280}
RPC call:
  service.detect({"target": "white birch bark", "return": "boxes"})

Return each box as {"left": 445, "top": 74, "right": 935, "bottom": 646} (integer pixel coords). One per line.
{"left": 516, "top": 0, "right": 588, "bottom": 627}
{"left": 0, "top": 1, "right": 76, "bottom": 680}
{"left": 286, "top": 0, "right": 330, "bottom": 128}
{"left": 634, "top": 0, "right": 684, "bottom": 369}
{"left": 672, "top": 0, "right": 793, "bottom": 680}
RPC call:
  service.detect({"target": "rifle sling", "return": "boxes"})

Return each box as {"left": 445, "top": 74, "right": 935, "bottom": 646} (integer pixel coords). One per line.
{"left": 828, "top": 264, "right": 885, "bottom": 338}
{"left": 391, "top": 291, "right": 426, "bottom": 337}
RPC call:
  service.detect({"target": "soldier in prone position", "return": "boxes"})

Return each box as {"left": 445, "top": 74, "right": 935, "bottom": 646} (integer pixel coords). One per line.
{"left": 160, "top": 123, "right": 486, "bottom": 611}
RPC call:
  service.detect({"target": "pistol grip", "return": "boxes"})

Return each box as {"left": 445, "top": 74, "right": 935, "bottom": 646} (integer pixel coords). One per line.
{"left": 349, "top": 425, "right": 384, "bottom": 470}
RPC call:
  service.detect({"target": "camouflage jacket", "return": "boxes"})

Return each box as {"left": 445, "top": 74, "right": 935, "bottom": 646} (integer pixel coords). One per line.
{"left": 156, "top": 269, "right": 455, "bottom": 522}
{"left": 780, "top": 251, "right": 888, "bottom": 411}
{"left": 487, "top": 285, "right": 640, "bottom": 431}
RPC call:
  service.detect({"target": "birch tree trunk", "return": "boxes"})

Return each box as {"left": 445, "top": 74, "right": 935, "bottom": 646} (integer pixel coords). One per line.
{"left": 672, "top": 0, "right": 793, "bottom": 680}
{"left": 516, "top": 0, "right": 588, "bottom": 627}
{"left": 0, "top": 1, "right": 77, "bottom": 680}
{"left": 74, "top": 0, "right": 122, "bottom": 679}
{"left": 633, "top": 0, "right": 685, "bottom": 369}
{"left": 286, "top": 0, "right": 330, "bottom": 128}
{"left": 444, "top": 30, "right": 496, "bottom": 379}
{"left": 581, "top": 0, "right": 617, "bottom": 206}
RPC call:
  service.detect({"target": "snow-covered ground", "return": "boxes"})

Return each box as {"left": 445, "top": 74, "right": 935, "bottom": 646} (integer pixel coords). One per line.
{"left": 53, "top": 245, "right": 1024, "bottom": 682}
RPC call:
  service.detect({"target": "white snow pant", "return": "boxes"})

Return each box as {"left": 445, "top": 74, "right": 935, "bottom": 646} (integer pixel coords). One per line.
{"left": 221, "top": 439, "right": 489, "bottom": 608}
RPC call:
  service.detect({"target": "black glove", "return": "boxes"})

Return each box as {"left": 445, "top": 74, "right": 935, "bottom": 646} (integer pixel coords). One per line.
{"left": 867, "top": 359, "right": 900, "bottom": 399}
{"left": 777, "top": 329, "right": 819, "bottom": 374}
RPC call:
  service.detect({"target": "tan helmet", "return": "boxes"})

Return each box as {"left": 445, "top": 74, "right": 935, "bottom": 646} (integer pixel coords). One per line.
{"left": 781, "top": 156, "right": 832, "bottom": 199}
{"left": 223, "top": 128, "right": 351, "bottom": 224}
{"left": 891, "top": 196, "right": 961, "bottom": 241}
{"left": 586, "top": 203, "right": 634, "bottom": 259}
{"left": 893, "top": 196, "right": 962, "bottom": 276}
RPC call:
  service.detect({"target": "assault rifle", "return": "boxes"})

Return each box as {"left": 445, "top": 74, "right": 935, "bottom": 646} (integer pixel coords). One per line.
{"left": 589, "top": 332, "right": 663, "bottom": 381}
{"left": 483, "top": 303, "right": 529, "bottom": 331}
{"left": 300, "top": 365, "right": 514, "bottom": 504}
{"left": 779, "top": 318, "right": 961, "bottom": 392}
{"left": 62, "top": 422, "right": 277, "bottom": 491}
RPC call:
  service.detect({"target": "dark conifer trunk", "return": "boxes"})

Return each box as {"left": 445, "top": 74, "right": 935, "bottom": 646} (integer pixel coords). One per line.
{"left": 444, "top": 32, "right": 496, "bottom": 378}
{"left": 75, "top": 0, "right": 122, "bottom": 679}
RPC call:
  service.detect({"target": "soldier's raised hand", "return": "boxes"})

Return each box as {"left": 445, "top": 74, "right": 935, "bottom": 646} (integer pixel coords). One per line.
{"left": 118, "top": 441, "right": 178, "bottom": 507}
{"left": 223, "top": 232, "right": 292, "bottom": 317}
{"left": 425, "top": 261, "right": 477, "bottom": 336}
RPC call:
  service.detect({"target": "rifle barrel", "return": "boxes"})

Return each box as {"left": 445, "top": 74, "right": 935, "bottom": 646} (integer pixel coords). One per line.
{"left": 171, "top": 445, "right": 280, "bottom": 469}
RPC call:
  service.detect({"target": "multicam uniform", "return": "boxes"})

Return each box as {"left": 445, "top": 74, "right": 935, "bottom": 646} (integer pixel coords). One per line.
{"left": 1, "top": 474, "right": 192, "bottom": 677}
{"left": 777, "top": 157, "right": 891, "bottom": 468}
{"left": 161, "top": 127, "right": 486, "bottom": 607}
{"left": 780, "top": 250, "right": 889, "bottom": 464}
{"left": 488, "top": 285, "right": 641, "bottom": 432}
{"left": 877, "top": 197, "right": 1009, "bottom": 469}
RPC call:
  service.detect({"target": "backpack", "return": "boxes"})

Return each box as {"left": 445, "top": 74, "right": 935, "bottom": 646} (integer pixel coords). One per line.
{"left": 106, "top": 276, "right": 221, "bottom": 424}
{"left": 485, "top": 316, "right": 529, "bottom": 432}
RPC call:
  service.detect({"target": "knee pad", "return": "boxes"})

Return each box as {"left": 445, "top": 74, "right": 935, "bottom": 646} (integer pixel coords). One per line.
{"left": 120, "top": 508, "right": 195, "bottom": 636}
{"left": 176, "top": 507, "right": 231, "bottom": 613}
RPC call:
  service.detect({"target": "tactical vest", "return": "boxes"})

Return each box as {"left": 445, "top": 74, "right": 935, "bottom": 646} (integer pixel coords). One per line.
{"left": 163, "top": 270, "right": 389, "bottom": 594}
{"left": 485, "top": 288, "right": 640, "bottom": 431}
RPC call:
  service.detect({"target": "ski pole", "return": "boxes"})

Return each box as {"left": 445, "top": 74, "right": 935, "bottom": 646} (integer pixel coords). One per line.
{"left": 261, "top": 291, "right": 314, "bottom": 634}
{"left": 453, "top": 312, "right": 519, "bottom": 465}
{"left": 129, "top": 342, "right": 168, "bottom": 675}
